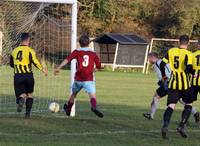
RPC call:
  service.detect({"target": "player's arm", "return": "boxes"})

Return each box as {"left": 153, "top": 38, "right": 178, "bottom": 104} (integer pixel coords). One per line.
{"left": 54, "top": 50, "right": 77, "bottom": 75}
{"left": 54, "top": 59, "right": 69, "bottom": 75}
{"left": 94, "top": 54, "right": 102, "bottom": 70}
{"left": 160, "top": 53, "right": 169, "bottom": 90}
{"left": 30, "top": 50, "right": 47, "bottom": 76}
{"left": 160, "top": 53, "right": 169, "bottom": 80}
{"left": 185, "top": 53, "right": 195, "bottom": 74}
{"left": 10, "top": 55, "right": 14, "bottom": 68}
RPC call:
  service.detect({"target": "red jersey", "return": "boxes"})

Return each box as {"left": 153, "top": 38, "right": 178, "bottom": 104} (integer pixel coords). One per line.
{"left": 66, "top": 48, "right": 101, "bottom": 81}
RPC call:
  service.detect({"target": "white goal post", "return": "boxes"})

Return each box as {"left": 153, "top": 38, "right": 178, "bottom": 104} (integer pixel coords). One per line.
{"left": 0, "top": 31, "right": 2, "bottom": 63}
{"left": 3, "top": 0, "right": 78, "bottom": 116}
{"left": 13, "top": 0, "right": 76, "bottom": 3}
{"left": 145, "top": 38, "right": 198, "bottom": 74}
{"left": 111, "top": 43, "right": 150, "bottom": 73}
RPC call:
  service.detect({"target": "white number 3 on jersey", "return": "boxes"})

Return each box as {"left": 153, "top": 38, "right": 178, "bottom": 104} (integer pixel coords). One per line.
{"left": 82, "top": 55, "right": 89, "bottom": 67}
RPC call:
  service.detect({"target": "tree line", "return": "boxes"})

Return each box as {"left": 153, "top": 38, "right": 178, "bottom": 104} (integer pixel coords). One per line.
{"left": 78, "top": 0, "right": 200, "bottom": 40}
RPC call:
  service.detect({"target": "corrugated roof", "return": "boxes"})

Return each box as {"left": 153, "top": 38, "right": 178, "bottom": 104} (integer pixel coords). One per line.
{"left": 94, "top": 33, "right": 147, "bottom": 45}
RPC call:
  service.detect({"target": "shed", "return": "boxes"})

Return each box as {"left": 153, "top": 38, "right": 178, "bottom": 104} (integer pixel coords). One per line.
{"left": 93, "top": 33, "right": 149, "bottom": 72}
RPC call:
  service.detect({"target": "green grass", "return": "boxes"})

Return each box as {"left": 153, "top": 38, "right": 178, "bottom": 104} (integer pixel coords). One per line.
{"left": 1, "top": 67, "right": 200, "bottom": 146}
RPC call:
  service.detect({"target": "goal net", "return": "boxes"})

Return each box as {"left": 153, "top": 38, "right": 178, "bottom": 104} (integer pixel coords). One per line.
{"left": 145, "top": 38, "right": 198, "bottom": 74}
{"left": 0, "top": 0, "right": 77, "bottom": 115}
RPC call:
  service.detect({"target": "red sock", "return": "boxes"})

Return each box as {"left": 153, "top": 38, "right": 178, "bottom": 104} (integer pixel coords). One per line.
{"left": 90, "top": 98, "right": 97, "bottom": 109}
{"left": 67, "top": 100, "right": 74, "bottom": 113}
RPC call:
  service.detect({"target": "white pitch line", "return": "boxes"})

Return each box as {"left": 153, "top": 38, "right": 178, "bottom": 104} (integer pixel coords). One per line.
{"left": 0, "top": 129, "right": 200, "bottom": 137}
{"left": 0, "top": 131, "right": 129, "bottom": 136}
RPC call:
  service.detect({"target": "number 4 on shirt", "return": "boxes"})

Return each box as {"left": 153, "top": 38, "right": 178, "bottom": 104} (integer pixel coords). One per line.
{"left": 16, "top": 51, "right": 23, "bottom": 62}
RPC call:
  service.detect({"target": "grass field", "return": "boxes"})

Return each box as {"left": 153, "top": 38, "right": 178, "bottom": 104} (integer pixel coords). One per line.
{"left": 1, "top": 69, "right": 200, "bottom": 146}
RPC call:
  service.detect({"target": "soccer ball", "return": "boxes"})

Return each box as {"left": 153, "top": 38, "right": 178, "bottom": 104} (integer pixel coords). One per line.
{"left": 49, "top": 102, "right": 60, "bottom": 113}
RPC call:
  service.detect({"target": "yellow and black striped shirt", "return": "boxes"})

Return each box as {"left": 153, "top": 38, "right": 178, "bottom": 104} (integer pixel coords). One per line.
{"left": 191, "top": 50, "right": 200, "bottom": 86}
{"left": 162, "top": 47, "right": 193, "bottom": 90}
{"left": 10, "top": 45, "right": 42, "bottom": 74}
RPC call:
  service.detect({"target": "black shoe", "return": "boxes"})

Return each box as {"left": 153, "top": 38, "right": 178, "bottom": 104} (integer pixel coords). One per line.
{"left": 176, "top": 126, "right": 187, "bottom": 138}
{"left": 17, "top": 98, "right": 25, "bottom": 112}
{"left": 91, "top": 108, "right": 104, "bottom": 118}
{"left": 63, "top": 103, "right": 70, "bottom": 116}
{"left": 194, "top": 112, "right": 200, "bottom": 123}
{"left": 143, "top": 113, "right": 153, "bottom": 120}
{"left": 161, "top": 127, "right": 168, "bottom": 139}
{"left": 25, "top": 113, "right": 31, "bottom": 119}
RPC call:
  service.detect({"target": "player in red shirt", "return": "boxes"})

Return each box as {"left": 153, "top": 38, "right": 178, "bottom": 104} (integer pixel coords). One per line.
{"left": 54, "top": 34, "right": 103, "bottom": 118}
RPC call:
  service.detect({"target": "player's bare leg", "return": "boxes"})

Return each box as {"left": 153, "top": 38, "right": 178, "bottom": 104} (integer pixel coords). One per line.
{"left": 25, "top": 93, "right": 33, "bottom": 119}
{"left": 63, "top": 92, "right": 78, "bottom": 116}
{"left": 89, "top": 93, "right": 103, "bottom": 118}
{"left": 161, "top": 104, "right": 176, "bottom": 139}
{"left": 143, "top": 92, "right": 161, "bottom": 120}
{"left": 16, "top": 93, "right": 26, "bottom": 112}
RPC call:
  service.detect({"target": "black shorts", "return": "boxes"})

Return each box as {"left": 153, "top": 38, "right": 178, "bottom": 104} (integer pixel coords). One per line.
{"left": 192, "top": 85, "right": 200, "bottom": 101}
{"left": 167, "top": 88, "right": 194, "bottom": 106}
{"left": 14, "top": 73, "right": 34, "bottom": 97}
{"left": 156, "top": 86, "right": 168, "bottom": 97}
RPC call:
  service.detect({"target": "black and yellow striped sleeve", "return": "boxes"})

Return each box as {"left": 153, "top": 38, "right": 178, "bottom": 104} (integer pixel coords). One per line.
{"left": 187, "top": 52, "right": 193, "bottom": 65}
{"left": 162, "top": 52, "right": 169, "bottom": 64}
{"left": 185, "top": 51, "right": 194, "bottom": 74}
{"left": 29, "top": 49, "right": 42, "bottom": 70}
{"left": 10, "top": 55, "right": 14, "bottom": 68}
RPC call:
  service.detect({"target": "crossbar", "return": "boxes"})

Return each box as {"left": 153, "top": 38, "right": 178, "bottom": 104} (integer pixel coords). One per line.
{"left": 9, "top": 0, "right": 76, "bottom": 4}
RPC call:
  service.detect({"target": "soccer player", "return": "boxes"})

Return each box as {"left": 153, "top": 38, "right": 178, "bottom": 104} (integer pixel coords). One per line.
{"left": 10, "top": 33, "right": 47, "bottom": 118}
{"left": 191, "top": 40, "right": 200, "bottom": 108}
{"left": 54, "top": 34, "right": 104, "bottom": 118}
{"left": 160, "top": 35, "right": 194, "bottom": 139}
{"left": 143, "top": 52, "right": 171, "bottom": 120}
{"left": 143, "top": 52, "right": 199, "bottom": 121}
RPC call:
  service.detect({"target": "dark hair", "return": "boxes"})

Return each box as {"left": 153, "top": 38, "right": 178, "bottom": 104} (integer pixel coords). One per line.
{"left": 148, "top": 52, "right": 159, "bottom": 58}
{"left": 79, "top": 34, "right": 90, "bottom": 47}
{"left": 179, "top": 35, "right": 189, "bottom": 45}
{"left": 20, "top": 33, "right": 30, "bottom": 41}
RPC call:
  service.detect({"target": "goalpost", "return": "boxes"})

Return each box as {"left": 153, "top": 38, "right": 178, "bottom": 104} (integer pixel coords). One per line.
{"left": 145, "top": 38, "right": 198, "bottom": 74}
{"left": 0, "top": 0, "right": 77, "bottom": 116}
{"left": 0, "top": 31, "right": 2, "bottom": 64}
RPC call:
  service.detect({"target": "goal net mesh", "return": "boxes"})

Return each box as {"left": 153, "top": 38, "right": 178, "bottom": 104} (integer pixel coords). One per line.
{"left": 0, "top": 1, "right": 73, "bottom": 114}
{"left": 116, "top": 44, "right": 147, "bottom": 67}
